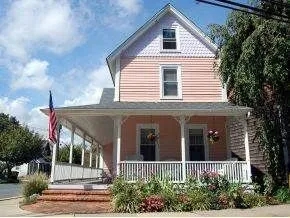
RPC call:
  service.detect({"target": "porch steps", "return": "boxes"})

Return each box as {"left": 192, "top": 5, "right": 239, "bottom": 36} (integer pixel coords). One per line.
{"left": 38, "top": 189, "right": 111, "bottom": 202}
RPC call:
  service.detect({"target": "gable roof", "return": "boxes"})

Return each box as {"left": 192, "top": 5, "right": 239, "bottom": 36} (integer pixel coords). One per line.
{"left": 106, "top": 3, "right": 218, "bottom": 85}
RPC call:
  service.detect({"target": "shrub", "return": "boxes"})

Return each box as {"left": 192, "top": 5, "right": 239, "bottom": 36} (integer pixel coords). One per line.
{"left": 200, "top": 170, "right": 229, "bottom": 193}
{"left": 22, "top": 173, "right": 48, "bottom": 199}
{"left": 140, "top": 195, "right": 165, "bottom": 212}
{"left": 274, "top": 187, "right": 290, "bottom": 203}
{"left": 188, "top": 187, "right": 212, "bottom": 210}
{"left": 241, "top": 193, "right": 267, "bottom": 208}
{"left": 110, "top": 177, "right": 143, "bottom": 213}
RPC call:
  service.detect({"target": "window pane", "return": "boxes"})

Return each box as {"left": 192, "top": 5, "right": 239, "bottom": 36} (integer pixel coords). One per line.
{"left": 189, "top": 128, "right": 205, "bottom": 161}
{"left": 163, "top": 41, "right": 176, "bottom": 49}
{"left": 163, "top": 69, "right": 177, "bottom": 81}
{"left": 163, "top": 29, "right": 176, "bottom": 39}
{"left": 164, "top": 82, "right": 177, "bottom": 96}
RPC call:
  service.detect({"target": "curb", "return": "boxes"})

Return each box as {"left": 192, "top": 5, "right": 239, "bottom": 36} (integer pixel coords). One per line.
{"left": 0, "top": 196, "right": 22, "bottom": 201}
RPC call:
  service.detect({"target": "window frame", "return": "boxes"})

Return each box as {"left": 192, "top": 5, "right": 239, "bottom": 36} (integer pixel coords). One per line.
{"left": 160, "top": 27, "right": 180, "bottom": 52}
{"left": 159, "top": 64, "right": 182, "bottom": 100}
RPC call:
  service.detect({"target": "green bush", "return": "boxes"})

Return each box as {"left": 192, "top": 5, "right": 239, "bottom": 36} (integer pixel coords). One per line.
{"left": 188, "top": 187, "right": 212, "bottom": 210}
{"left": 274, "top": 187, "right": 290, "bottom": 203}
{"left": 241, "top": 193, "right": 267, "bottom": 208}
{"left": 22, "top": 173, "right": 48, "bottom": 199}
{"left": 110, "top": 173, "right": 283, "bottom": 213}
{"left": 110, "top": 177, "right": 143, "bottom": 213}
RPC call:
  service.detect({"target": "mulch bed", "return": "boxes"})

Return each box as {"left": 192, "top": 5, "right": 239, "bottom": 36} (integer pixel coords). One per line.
{"left": 21, "top": 201, "right": 113, "bottom": 214}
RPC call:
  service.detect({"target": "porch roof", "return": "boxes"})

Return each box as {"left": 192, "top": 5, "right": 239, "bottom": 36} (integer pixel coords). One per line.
{"left": 41, "top": 88, "right": 252, "bottom": 117}
{"left": 40, "top": 89, "right": 251, "bottom": 145}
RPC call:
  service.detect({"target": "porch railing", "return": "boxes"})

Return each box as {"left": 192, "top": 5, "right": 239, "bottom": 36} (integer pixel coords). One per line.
{"left": 120, "top": 161, "right": 183, "bottom": 182}
{"left": 54, "top": 162, "right": 103, "bottom": 182}
{"left": 119, "top": 161, "right": 250, "bottom": 183}
{"left": 186, "top": 161, "right": 249, "bottom": 183}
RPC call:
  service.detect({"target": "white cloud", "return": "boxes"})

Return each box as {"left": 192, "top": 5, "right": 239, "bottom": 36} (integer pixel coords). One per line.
{"left": 0, "top": 0, "right": 91, "bottom": 91}
{"left": 111, "top": 0, "right": 143, "bottom": 16}
{"left": 0, "top": 0, "right": 85, "bottom": 61}
{"left": 63, "top": 64, "right": 112, "bottom": 106}
{"left": 0, "top": 97, "right": 48, "bottom": 137}
{"left": 10, "top": 59, "right": 53, "bottom": 90}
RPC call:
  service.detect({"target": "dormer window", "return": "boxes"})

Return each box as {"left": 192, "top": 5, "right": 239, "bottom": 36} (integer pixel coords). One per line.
{"left": 162, "top": 29, "right": 176, "bottom": 49}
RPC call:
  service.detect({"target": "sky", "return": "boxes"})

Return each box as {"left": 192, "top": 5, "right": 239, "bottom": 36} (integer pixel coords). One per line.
{"left": 0, "top": 0, "right": 233, "bottom": 141}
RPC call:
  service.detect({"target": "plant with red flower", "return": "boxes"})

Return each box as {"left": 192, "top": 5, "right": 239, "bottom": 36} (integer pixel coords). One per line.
{"left": 140, "top": 195, "right": 165, "bottom": 212}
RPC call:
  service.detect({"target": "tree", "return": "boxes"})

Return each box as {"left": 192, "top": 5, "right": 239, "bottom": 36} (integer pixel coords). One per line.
{"left": 209, "top": 1, "right": 290, "bottom": 187}
{"left": 0, "top": 113, "right": 43, "bottom": 179}
{"left": 58, "top": 144, "right": 82, "bottom": 165}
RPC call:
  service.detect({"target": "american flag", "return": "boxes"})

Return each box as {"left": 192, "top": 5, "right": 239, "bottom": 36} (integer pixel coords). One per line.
{"left": 49, "top": 91, "right": 57, "bottom": 143}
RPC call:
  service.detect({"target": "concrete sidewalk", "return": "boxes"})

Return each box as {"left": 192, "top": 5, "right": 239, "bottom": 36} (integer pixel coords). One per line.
{"left": 0, "top": 198, "right": 290, "bottom": 217}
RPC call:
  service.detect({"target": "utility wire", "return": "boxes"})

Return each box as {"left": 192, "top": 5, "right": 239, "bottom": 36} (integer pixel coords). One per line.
{"left": 214, "top": 0, "right": 289, "bottom": 19}
{"left": 196, "top": 0, "right": 290, "bottom": 23}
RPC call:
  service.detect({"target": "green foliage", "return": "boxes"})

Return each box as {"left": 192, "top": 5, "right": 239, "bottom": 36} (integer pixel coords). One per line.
{"left": 110, "top": 177, "right": 143, "bottom": 213}
{"left": 58, "top": 144, "right": 82, "bottom": 164}
{"left": 0, "top": 113, "right": 43, "bottom": 180}
{"left": 209, "top": 1, "right": 290, "bottom": 186}
{"left": 241, "top": 193, "right": 267, "bottom": 208}
{"left": 111, "top": 174, "right": 283, "bottom": 213}
{"left": 274, "top": 187, "right": 290, "bottom": 203}
{"left": 22, "top": 173, "right": 48, "bottom": 200}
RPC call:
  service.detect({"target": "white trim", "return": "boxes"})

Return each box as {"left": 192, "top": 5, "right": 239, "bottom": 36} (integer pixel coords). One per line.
{"left": 114, "top": 56, "right": 120, "bottom": 102}
{"left": 243, "top": 117, "right": 252, "bottom": 182}
{"left": 221, "top": 83, "right": 228, "bottom": 102}
{"left": 136, "top": 123, "right": 159, "bottom": 161}
{"left": 185, "top": 124, "right": 209, "bottom": 161}
{"left": 159, "top": 64, "right": 182, "bottom": 100}
{"left": 160, "top": 26, "right": 180, "bottom": 52}
{"left": 69, "top": 126, "right": 75, "bottom": 164}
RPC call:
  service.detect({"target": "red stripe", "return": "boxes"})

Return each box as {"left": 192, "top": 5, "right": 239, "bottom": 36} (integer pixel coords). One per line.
{"left": 49, "top": 110, "right": 57, "bottom": 143}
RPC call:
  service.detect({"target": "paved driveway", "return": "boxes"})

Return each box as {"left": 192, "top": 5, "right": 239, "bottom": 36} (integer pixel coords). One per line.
{"left": 0, "top": 183, "right": 22, "bottom": 199}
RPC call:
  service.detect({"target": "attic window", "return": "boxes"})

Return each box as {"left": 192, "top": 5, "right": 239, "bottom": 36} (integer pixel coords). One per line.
{"left": 162, "top": 29, "right": 176, "bottom": 49}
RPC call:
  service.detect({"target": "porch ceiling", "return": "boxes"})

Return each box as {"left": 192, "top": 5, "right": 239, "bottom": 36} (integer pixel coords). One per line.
{"left": 59, "top": 115, "right": 114, "bottom": 145}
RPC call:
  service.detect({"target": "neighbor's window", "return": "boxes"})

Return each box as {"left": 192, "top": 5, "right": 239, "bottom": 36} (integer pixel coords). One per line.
{"left": 161, "top": 66, "right": 181, "bottom": 98}
{"left": 163, "top": 29, "right": 176, "bottom": 49}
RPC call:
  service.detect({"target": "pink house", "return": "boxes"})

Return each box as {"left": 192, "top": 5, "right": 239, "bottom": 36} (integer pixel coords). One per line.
{"left": 42, "top": 4, "right": 253, "bottom": 184}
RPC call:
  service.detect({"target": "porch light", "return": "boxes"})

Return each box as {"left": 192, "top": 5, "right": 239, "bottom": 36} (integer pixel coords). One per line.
{"left": 207, "top": 130, "right": 219, "bottom": 144}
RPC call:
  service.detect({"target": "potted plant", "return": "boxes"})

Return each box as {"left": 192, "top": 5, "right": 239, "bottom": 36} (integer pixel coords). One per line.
{"left": 207, "top": 130, "right": 219, "bottom": 144}
{"left": 147, "top": 132, "right": 159, "bottom": 141}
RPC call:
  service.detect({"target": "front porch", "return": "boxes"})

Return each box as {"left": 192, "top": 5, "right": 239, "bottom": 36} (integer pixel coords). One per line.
{"left": 41, "top": 89, "right": 252, "bottom": 184}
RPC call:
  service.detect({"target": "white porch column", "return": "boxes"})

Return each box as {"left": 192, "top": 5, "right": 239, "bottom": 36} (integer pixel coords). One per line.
{"left": 99, "top": 145, "right": 104, "bottom": 169}
{"left": 69, "top": 126, "right": 75, "bottom": 164}
{"left": 179, "top": 116, "right": 187, "bottom": 182}
{"left": 96, "top": 143, "right": 100, "bottom": 168}
{"left": 243, "top": 115, "right": 252, "bottom": 182}
{"left": 113, "top": 116, "right": 122, "bottom": 176}
{"left": 89, "top": 140, "right": 93, "bottom": 168}
{"left": 81, "top": 134, "right": 85, "bottom": 166}
{"left": 50, "top": 123, "right": 61, "bottom": 183}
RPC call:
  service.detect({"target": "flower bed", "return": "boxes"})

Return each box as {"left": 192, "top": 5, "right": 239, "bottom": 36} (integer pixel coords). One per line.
{"left": 110, "top": 171, "right": 284, "bottom": 213}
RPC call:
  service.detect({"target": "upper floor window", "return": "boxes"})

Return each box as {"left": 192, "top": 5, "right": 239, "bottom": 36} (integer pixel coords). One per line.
{"left": 162, "top": 29, "right": 176, "bottom": 50}
{"left": 160, "top": 65, "right": 182, "bottom": 99}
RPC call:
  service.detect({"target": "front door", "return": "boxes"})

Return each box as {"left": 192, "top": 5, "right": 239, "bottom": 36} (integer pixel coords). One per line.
{"left": 188, "top": 128, "right": 205, "bottom": 161}
{"left": 139, "top": 128, "right": 156, "bottom": 161}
